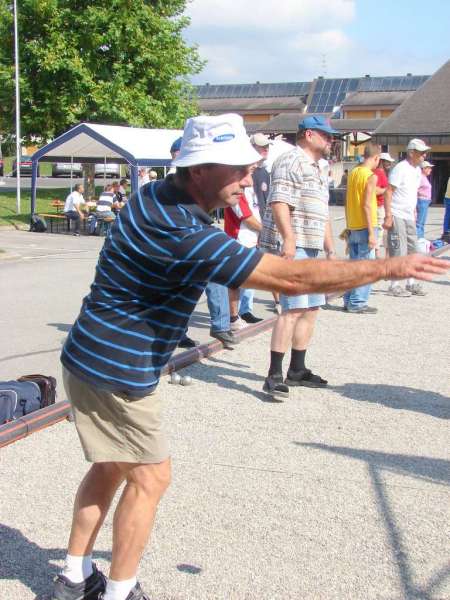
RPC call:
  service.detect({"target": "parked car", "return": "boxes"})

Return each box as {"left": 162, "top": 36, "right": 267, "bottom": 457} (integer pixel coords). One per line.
{"left": 95, "top": 163, "right": 121, "bottom": 178}
{"left": 52, "top": 162, "right": 83, "bottom": 177}
{"left": 12, "top": 157, "right": 39, "bottom": 177}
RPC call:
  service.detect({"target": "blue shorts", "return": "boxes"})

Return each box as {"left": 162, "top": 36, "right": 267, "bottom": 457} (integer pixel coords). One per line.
{"left": 280, "top": 247, "right": 325, "bottom": 311}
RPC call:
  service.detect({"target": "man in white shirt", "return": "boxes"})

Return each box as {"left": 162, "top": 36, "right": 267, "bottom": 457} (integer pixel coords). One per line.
{"left": 64, "top": 184, "right": 85, "bottom": 236}
{"left": 384, "top": 138, "right": 430, "bottom": 297}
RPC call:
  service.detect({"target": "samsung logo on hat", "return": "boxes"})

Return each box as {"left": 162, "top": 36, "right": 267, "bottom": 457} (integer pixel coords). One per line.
{"left": 213, "top": 133, "right": 235, "bottom": 142}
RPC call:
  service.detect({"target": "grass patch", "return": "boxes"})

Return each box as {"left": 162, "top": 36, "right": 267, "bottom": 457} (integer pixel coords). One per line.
{"left": 0, "top": 187, "right": 103, "bottom": 227}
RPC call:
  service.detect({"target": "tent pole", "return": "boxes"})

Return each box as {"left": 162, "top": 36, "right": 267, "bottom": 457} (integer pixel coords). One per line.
{"left": 30, "top": 159, "right": 38, "bottom": 219}
{"left": 103, "top": 156, "right": 106, "bottom": 187}
{"left": 70, "top": 156, "right": 73, "bottom": 192}
{"left": 130, "top": 165, "right": 139, "bottom": 195}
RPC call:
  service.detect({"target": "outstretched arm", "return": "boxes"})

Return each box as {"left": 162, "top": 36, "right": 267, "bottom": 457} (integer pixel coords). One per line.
{"left": 242, "top": 253, "right": 448, "bottom": 295}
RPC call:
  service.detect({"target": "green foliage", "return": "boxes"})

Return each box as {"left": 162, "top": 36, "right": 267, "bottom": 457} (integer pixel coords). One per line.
{"left": 0, "top": 0, "right": 203, "bottom": 142}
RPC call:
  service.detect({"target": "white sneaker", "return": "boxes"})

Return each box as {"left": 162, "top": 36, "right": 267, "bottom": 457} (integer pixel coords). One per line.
{"left": 406, "top": 283, "right": 426, "bottom": 296}
{"left": 388, "top": 285, "right": 411, "bottom": 297}
{"left": 230, "top": 316, "right": 245, "bottom": 331}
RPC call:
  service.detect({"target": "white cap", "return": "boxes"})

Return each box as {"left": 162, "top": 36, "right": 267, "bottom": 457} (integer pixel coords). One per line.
{"left": 421, "top": 160, "right": 434, "bottom": 168}
{"left": 407, "top": 138, "right": 431, "bottom": 152}
{"left": 379, "top": 152, "right": 395, "bottom": 162}
{"left": 172, "top": 113, "right": 262, "bottom": 167}
{"left": 250, "top": 133, "right": 273, "bottom": 147}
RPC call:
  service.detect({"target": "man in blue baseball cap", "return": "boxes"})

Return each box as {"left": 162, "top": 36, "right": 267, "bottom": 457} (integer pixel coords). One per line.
{"left": 259, "top": 115, "right": 339, "bottom": 399}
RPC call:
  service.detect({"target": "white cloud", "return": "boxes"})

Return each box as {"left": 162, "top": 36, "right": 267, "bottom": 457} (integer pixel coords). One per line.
{"left": 185, "top": 0, "right": 357, "bottom": 83}
{"left": 186, "top": 0, "right": 355, "bottom": 31}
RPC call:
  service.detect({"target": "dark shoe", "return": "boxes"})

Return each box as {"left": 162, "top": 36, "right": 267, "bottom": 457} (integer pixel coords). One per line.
{"left": 210, "top": 329, "right": 239, "bottom": 348}
{"left": 263, "top": 375, "right": 289, "bottom": 400}
{"left": 345, "top": 305, "right": 378, "bottom": 314}
{"left": 285, "top": 368, "right": 328, "bottom": 388}
{"left": 43, "top": 564, "right": 106, "bottom": 600}
{"left": 178, "top": 334, "right": 199, "bottom": 349}
{"left": 100, "top": 582, "right": 151, "bottom": 600}
{"left": 240, "top": 312, "right": 263, "bottom": 324}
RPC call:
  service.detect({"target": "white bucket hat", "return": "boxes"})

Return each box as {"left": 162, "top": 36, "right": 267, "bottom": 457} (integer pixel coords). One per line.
{"left": 172, "top": 113, "right": 261, "bottom": 167}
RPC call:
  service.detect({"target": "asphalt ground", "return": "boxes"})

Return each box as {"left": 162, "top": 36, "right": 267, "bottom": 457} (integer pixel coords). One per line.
{"left": 0, "top": 207, "right": 449, "bottom": 600}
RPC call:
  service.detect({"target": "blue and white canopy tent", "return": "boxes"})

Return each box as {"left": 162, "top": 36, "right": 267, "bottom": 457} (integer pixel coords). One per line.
{"left": 30, "top": 122, "right": 183, "bottom": 215}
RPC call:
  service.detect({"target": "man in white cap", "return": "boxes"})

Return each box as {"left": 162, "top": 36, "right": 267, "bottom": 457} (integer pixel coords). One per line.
{"left": 44, "top": 114, "right": 447, "bottom": 600}
{"left": 384, "top": 138, "right": 431, "bottom": 297}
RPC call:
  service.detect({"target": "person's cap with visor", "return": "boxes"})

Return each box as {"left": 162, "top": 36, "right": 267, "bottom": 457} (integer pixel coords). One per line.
{"left": 407, "top": 138, "right": 431, "bottom": 152}
{"left": 298, "top": 115, "right": 340, "bottom": 136}
{"left": 172, "top": 113, "right": 261, "bottom": 167}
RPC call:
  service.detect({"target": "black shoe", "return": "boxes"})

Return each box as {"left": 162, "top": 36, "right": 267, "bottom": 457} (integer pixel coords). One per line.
{"left": 43, "top": 564, "right": 106, "bottom": 600}
{"left": 240, "top": 312, "right": 263, "bottom": 324}
{"left": 345, "top": 305, "right": 378, "bottom": 314}
{"left": 285, "top": 368, "right": 328, "bottom": 388}
{"left": 100, "top": 582, "right": 151, "bottom": 600}
{"left": 178, "top": 334, "right": 199, "bottom": 348}
{"left": 210, "top": 329, "right": 239, "bottom": 348}
{"left": 263, "top": 375, "right": 289, "bottom": 400}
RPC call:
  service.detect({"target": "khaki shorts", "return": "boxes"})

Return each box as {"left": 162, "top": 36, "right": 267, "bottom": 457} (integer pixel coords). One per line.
{"left": 63, "top": 366, "right": 169, "bottom": 464}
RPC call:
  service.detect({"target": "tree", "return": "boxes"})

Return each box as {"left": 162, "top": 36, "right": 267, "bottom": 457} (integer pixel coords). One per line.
{"left": 0, "top": 0, "right": 204, "bottom": 143}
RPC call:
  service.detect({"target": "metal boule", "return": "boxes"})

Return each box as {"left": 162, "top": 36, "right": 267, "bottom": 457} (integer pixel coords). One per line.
{"left": 180, "top": 375, "right": 192, "bottom": 386}
{"left": 170, "top": 372, "right": 181, "bottom": 384}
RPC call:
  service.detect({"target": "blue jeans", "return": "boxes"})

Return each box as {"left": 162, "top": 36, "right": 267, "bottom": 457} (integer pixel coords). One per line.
{"left": 416, "top": 199, "right": 430, "bottom": 238}
{"left": 343, "top": 229, "right": 375, "bottom": 309}
{"left": 443, "top": 197, "right": 450, "bottom": 234}
{"left": 205, "top": 282, "right": 230, "bottom": 333}
{"left": 239, "top": 288, "right": 254, "bottom": 314}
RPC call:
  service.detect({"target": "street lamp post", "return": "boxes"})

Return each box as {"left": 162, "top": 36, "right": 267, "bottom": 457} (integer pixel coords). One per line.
{"left": 13, "top": 0, "right": 21, "bottom": 213}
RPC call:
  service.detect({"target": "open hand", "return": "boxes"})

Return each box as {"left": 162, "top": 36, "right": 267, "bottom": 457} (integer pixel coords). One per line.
{"left": 385, "top": 254, "right": 449, "bottom": 282}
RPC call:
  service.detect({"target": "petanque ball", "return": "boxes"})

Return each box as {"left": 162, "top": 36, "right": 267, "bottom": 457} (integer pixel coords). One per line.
{"left": 170, "top": 372, "right": 181, "bottom": 384}
{"left": 180, "top": 375, "right": 192, "bottom": 386}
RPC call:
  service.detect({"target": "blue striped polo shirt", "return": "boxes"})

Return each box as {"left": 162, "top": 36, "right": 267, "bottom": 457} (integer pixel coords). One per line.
{"left": 61, "top": 176, "right": 262, "bottom": 397}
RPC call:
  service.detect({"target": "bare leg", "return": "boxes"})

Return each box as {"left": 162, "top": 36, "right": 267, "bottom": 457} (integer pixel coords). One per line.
{"left": 109, "top": 458, "right": 171, "bottom": 580}
{"left": 270, "top": 309, "right": 303, "bottom": 353}
{"left": 291, "top": 308, "right": 319, "bottom": 351}
{"left": 67, "top": 462, "right": 125, "bottom": 556}
{"left": 228, "top": 287, "right": 240, "bottom": 319}
{"left": 272, "top": 291, "right": 280, "bottom": 304}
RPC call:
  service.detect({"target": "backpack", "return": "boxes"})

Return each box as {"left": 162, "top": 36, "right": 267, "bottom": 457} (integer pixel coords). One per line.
{"left": 30, "top": 215, "right": 47, "bottom": 233}
{"left": 0, "top": 380, "right": 42, "bottom": 425}
{"left": 18, "top": 374, "right": 57, "bottom": 408}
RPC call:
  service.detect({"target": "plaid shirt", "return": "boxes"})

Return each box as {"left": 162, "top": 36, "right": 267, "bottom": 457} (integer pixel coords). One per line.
{"left": 259, "top": 146, "right": 329, "bottom": 251}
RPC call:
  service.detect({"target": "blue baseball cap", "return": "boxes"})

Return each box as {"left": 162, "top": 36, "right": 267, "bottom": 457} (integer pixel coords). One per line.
{"left": 170, "top": 136, "right": 183, "bottom": 153}
{"left": 298, "top": 115, "right": 339, "bottom": 136}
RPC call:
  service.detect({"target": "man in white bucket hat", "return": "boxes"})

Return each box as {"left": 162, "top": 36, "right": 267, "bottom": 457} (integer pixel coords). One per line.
{"left": 44, "top": 114, "right": 448, "bottom": 600}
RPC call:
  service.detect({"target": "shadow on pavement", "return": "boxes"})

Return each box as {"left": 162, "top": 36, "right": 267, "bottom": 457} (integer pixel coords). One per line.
{"left": 0, "top": 347, "right": 61, "bottom": 363}
{"left": 188, "top": 360, "right": 279, "bottom": 403}
{"left": 295, "top": 443, "right": 450, "bottom": 600}
{"left": 0, "top": 524, "right": 111, "bottom": 598}
{"left": 47, "top": 322, "right": 72, "bottom": 332}
{"left": 332, "top": 383, "right": 450, "bottom": 420}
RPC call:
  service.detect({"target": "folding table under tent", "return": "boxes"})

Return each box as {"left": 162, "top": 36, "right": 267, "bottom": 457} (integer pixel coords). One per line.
{"left": 30, "top": 122, "right": 183, "bottom": 216}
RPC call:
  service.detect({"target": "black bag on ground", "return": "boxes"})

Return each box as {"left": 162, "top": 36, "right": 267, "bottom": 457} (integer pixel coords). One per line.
{"left": 18, "top": 374, "right": 57, "bottom": 407}
{"left": 0, "top": 380, "right": 42, "bottom": 425}
{"left": 30, "top": 215, "right": 47, "bottom": 232}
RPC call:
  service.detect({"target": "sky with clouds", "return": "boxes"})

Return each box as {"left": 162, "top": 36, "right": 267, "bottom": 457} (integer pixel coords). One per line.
{"left": 184, "top": 0, "right": 450, "bottom": 84}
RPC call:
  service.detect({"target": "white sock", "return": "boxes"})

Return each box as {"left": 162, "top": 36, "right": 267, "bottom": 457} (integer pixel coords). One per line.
{"left": 62, "top": 553, "right": 93, "bottom": 583}
{"left": 103, "top": 576, "right": 137, "bottom": 600}
{"left": 407, "top": 277, "right": 414, "bottom": 286}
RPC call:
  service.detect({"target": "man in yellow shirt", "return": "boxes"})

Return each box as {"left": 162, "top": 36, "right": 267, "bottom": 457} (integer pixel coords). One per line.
{"left": 344, "top": 143, "right": 381, "bottom": 313}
